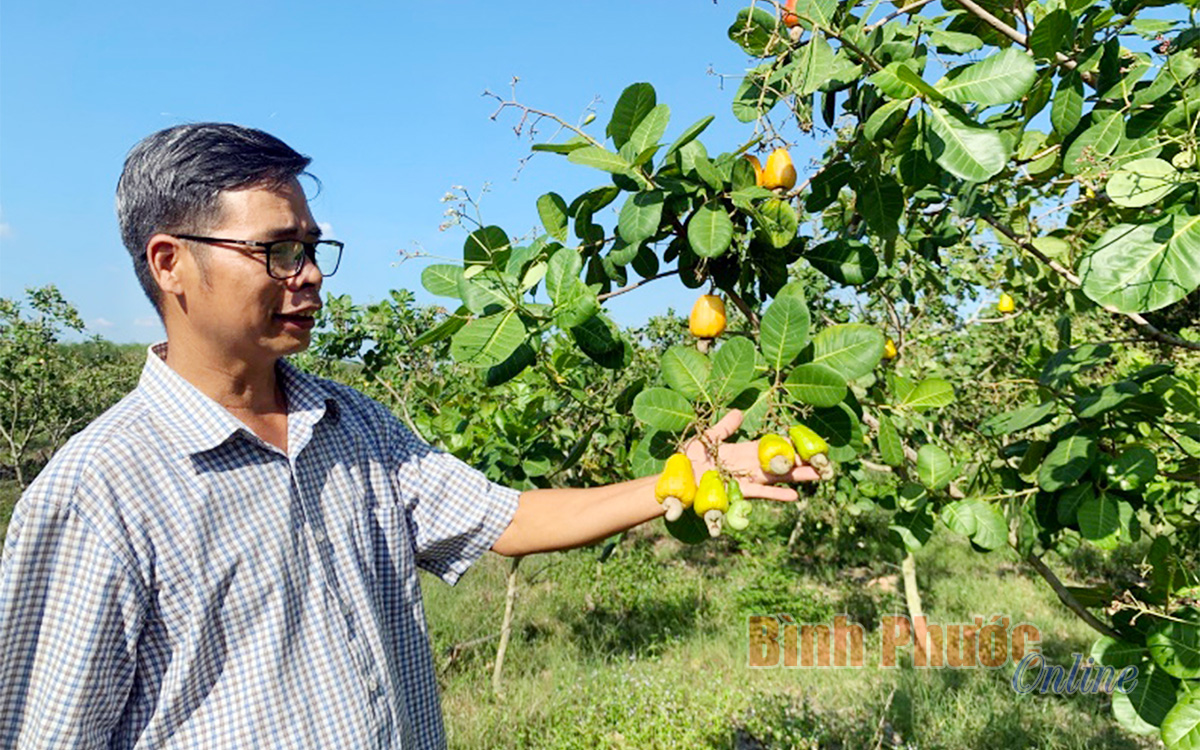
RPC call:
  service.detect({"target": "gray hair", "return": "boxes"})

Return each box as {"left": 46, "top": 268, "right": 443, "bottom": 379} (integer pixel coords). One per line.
{"left": 115, "top": 123, "right": 313, "bottom": 312}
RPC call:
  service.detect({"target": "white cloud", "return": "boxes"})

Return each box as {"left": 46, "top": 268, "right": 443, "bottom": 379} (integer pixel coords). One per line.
{"left": 90, "top": 318, "right": 114, "bottom": 329}
{"left": 319, "top": 222, "right": 336, "bottom": 238}
{"left": 134, "top": 317, "right": 160, "bottom": 327}
{"left": 0, "top": 222, "right": 11, "bottom": 238}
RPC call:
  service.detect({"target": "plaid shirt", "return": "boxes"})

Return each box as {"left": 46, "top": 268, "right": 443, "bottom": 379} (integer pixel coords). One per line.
{"left": 0, "top": 343, "right": 521, "bottom": 748}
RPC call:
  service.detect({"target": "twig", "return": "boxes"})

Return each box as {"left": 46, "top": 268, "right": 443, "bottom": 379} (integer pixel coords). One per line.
{"left": 724, "top": 286, "right": 761, "bottom": 332}
{"left": 950, "top": 0, "right": 1091, "bottom": 82}
{"left": 866, "top": 0, "right": 936, "bottom": 31}
{"left": 1025, "top": 553, "right": 1122, "bottom": 639}
{"left": 980, "top": 214, "right": 1200, "bottom": 352}
{"left": 596, "top": 269, "right": 680, "bottom": 302}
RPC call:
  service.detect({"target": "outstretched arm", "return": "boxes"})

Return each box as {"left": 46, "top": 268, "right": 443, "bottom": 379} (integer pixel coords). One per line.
{"left": 490, "top": 409, "right": 820, "bottom": 557}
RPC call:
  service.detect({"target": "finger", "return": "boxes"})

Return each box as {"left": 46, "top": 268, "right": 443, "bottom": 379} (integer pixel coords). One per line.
{"left": 788, "top": 464, "right": 823, "bottom": 483}
{"left": 704, "top": 409, "right": 744, "bottom": 443}
{"left": 740, "top": 481, "right": 799, "bottom": 502}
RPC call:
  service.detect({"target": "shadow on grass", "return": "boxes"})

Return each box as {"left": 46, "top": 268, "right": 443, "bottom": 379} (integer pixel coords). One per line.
{"left": 560, "top": 594, "right": 706, "bottom": 661}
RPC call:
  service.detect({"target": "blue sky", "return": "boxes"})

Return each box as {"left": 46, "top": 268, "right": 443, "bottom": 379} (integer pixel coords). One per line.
{"left": 0, "top": 1, "right": 794, "bottom": 343}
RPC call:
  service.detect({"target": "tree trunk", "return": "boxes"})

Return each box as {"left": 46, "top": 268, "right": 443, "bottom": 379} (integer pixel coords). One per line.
{"left": 492, "top": 555, "right": 523, "bottom": 695}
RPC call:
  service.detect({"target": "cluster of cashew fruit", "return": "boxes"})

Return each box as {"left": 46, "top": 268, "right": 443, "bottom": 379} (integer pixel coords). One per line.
{"left": 758, "top": 424, "right": 834, "bottom": 481}
{"left": 653, "top": 424, "right": 831, "bottom": 539}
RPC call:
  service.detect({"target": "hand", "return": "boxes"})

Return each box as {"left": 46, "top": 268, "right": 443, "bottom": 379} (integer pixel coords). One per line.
{"left": 682, "top": 409, "right": 821, "bottom": 502}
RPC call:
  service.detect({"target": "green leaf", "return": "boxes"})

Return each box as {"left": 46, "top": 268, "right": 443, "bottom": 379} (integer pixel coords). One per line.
{"left": 926, "top": 103, "right": 1010, "bottom": 182}
{"left": 663, "top": 115, "right": 715, "bottom": 161}
{"left": 631, "top": 429, "right": 675, "bottom": 477}
{"left": 1078, "top": 213, "right": 1200, "bottom": 314}
{"left": 979, "top": 400, "right": 1057, "bottom": 436}
{"left": 863, "top": 99, "right": 910, "bottom": 142}
{"left": 485, "top": 341, "right": 536, "bottom": 387}
{"left": 805, "top": 239, "right": 879, "bottom": 285}
{"left": 793, "top": 0, "right": 836, "bottom": 29}
{"left": 412, "top": 305, "right": 470, "bottom": 347}
{"left": 783, "top": 363, "right": 847, "bottom": 407}
{"left": 1162, "top": 691, "right": 1200, "bottom": 750}
{"left": 457, "top": 271, "right": 510, "bottom": 315}
{"left": 1038, "top": 432, "right": 1098, "bottom": 491}
{"left": 852, "top": 172, "right": 904, "bottom": 238}
{"left": 691, "top": 155, "right": 725, "bottom": 190}
{"left": 941, "top": 499, "right": 979, "bottom": 537}
{"left": 755, "top": 198, "right": 799, "bottom": 249}
{"left": 537, "top": 193, "right": 569, "bottom": 242}
{"left": 1057, "top": 483, "right": 1093, "bottom": 526}
{"left": 1073, "top": 380, "right": 1141, "bottom": 419}
{"left": 1078, "top": 493, "right": 1130, "bottom": 541}
{"left": 546, "top": 247, "right": 583, "bottom": 302}
{"left": 450, "top": 309, "right": 526, "bottom": 368}
{"left": 421, "top": 264, "right": 465, "bottom": 298}
{"left": 632, "top": 387, "right": 694, "bottom": 432}
{"left": 464, "top": 225, "right": 512, "bottom": 270}
{"left": 916, "top": 443, "right": 956, "bottom": 490}
{"left": 899, "top": 378, "right": 956, "bottom": 410}
{"left": 1106, "top": 158, "right": 1179, "bottom": 208}
{"left": 553, "top": 280, "right": 599, "bottom": 328}
{"left": 625, "top": 104, "right": 670, "bottom": 157}
{"left": 727, "top": 7, "right": 785, "bottom": 57}
{"left": 891, "top": 506, "right": 933, "bottom": 552}
{"left": 790, "top": 34, "right": 837, "bottom": 97}
{"left": 1111, "top": 657, "right": 1179, "bottom": 735}
{"left": 662, "top": 345, "right": 711, "bottom": 401}
{"left": 1028, "top": 9, "right": 1073, "bottom": 60}
{"left": 567, "top": 146, "right": 634, "bottom": 176}
{"left": 687, "top": 203, "right": 735, "bottom": 258}
{"left": 1063, "top": 111, "right": 1123, "bottom": 175}
{"left": 708, "top": 337, "right": 757, "bottom": 405}
{"left": 967, "top": 500, "right": 1007, "bottom": 550}
{"left": 732, "top": 65, "right": 783, "bottom": 122}
{"left": 572, "top": 314, "right": 630, "bottom": 369}
{"left": 1051, "top": 71, "right": 1084, "bottom": 136}
{"left": 929, "top": 29, "right": 983, "bottom": 54}
{"left": 1040, "top": 344, "right": 1114, "bottom": 388}
{"left": 870, "top": 61, "right": 928, "bottom": 100}
{"left": 1148, "top": 608, "right": 1200, "bottom": 679}
{"left": 811, "top": 323, "right": 886, "bottom": 380}
{"left": 618, "top": 190, "right": 665, "bottom": 245}
{"left": 940, "top": 47, "right": 1036, "bottom": 106}
{"left": 1111, "top": 446, "right": 1158, "bottom": 490}
{"left": 878, "top": 413, "right": 904, "bottom": 467}
{"left": 760, "top": 291, "right": 811, "bottom": 372}
{"left": 607, "top": 82, "right": 656, "bottom": 150}
{"left": 531, "top": 136, "right": 589, "bottom": 154}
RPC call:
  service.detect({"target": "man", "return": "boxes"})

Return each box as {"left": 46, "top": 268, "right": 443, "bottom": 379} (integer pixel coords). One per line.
{"left": 0, "top": 123, "right": 818, "bottom": 748}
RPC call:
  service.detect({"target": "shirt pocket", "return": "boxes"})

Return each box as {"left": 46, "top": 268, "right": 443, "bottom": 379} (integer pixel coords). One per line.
{"left": 367, "top": 502, "right": 416, "bottom": 607}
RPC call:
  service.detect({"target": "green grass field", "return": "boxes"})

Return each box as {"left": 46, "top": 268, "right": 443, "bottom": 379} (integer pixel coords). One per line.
{"left": 423, "top": 507, "right": 1157, "bottom": 749}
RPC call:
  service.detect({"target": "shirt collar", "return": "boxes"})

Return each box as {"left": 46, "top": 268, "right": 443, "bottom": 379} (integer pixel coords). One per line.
{"left": 138, "top": 341, "right": 339, "bottom": 457}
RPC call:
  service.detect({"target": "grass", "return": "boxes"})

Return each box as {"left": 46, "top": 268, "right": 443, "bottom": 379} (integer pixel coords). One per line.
{"left": 0, "top": 479, "right": 19, "bottom": 548}
{"left": 422, "top": 504, "right": 1159, "bottom": 750}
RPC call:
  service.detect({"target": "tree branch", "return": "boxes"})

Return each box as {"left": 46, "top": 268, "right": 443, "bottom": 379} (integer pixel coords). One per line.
{"left": 596, "top": 269, "right": 680, "bottom": 302}
{"left": 950, "top": 0, "right": 1092, "bottom": 82}
{"left": 1025, "top": 553, "right": 1122, "bottom": 640}
{"left": 980, "top": 214, "right": 1200, "bottom": 352}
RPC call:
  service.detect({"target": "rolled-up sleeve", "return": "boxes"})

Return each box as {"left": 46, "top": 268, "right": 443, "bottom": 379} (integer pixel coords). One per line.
{"left": 385, "top": 417, "right": 520, "bottom": 585}
{"left": 0, "top": 493, "right": 146, "bottom": 748}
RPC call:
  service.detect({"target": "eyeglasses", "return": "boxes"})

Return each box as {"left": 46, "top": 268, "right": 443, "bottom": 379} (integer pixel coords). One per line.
{"left": 170, "top": 234, "right": 344, "bottom": 280}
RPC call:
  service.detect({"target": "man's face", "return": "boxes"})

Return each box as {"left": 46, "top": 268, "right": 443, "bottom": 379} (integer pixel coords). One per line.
{"left": 175, "top": 178, "right": 324, "bottom": 366}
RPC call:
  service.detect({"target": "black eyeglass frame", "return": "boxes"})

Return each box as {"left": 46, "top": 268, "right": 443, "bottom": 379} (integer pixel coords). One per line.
{"left": 169, "top": 234, "right": 344, "bottom": 279}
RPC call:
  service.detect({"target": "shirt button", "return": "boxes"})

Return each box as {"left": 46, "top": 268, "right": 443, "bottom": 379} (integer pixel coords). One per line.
{"left": 366, "top": 676, "right": 380, "bottom": 693}
{"left": 312, "top": 527, "right": 326, "bottom": 543}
